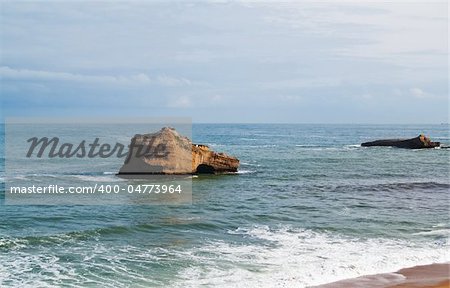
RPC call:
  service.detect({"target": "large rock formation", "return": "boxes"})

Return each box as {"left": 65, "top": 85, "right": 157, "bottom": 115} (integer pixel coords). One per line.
{"left": 361, "top": 134, "right": 440, "bottom": 149}
{"left": 118, "top": 127, "right": 239, "bottom": 175}
{"left": 192, "top": 144, "right": 239, "bottom": 173}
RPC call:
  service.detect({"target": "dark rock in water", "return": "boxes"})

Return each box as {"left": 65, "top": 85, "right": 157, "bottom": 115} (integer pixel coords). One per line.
{"left": 361, "top": 134, "right": 440, "bottom": 149}
{"left": 118, "top": 127, "right": 239, "bottom": 175}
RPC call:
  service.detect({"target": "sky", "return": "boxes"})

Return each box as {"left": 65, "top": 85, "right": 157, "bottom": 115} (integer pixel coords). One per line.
{"left": 0, "top": 1, "right": 448, "bottom": 123}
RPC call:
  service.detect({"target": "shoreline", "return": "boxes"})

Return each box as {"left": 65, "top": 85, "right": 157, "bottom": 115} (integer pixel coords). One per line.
{"left": 312, "top": 263, "right": 450, "bottom": 288}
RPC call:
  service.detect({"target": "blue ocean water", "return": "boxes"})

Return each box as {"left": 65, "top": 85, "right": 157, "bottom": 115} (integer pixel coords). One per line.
{"left": 0, "top": 124, "right": 449, "bottom": 287}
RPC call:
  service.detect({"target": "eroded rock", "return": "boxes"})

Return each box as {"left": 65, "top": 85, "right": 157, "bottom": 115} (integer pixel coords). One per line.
{"left": 118, "top": 127, "right": 239, "bottom": 175}
{"left": 361, "top": 134, "right": 440, "bottom": 149}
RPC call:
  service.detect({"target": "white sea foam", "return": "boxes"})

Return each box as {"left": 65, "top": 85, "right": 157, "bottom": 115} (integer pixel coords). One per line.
{"left": 174, "top": 225, "right": 450, "bottom": 288}
{"left": 295, "top": 144, "right": 363, "bottom": 151}
{"left": 344, "top": 144, "right": 362, "bottom": 149}
{"left": 205, "top": 143, "right": 225, "bottom": 148}
{"left": 73, "top": 175, "right": 122, "bottom": 182}
{"left": 235, "top": 170, "right": 257, "bottom": 175}
{"left": 413, "top": 229, "right": 450, "bottom": 236}
{"left": 102, "top": 171, "right": 116, "bottom": 175}
{"left": 0, "top": 239, "right": 162, "bottom": 288}
{"left": 241, "top": 162, "right": 261, "bottom": 167}
{"left": 1, "top": 226, "right": 448, "bottom": 287}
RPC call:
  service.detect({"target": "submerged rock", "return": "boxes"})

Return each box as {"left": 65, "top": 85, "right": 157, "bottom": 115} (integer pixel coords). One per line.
{"left": 361, "top": 134, "right": 440, "bottom": 149}
{"left": 118, "top": 127, "right": 239, "bottom": 175}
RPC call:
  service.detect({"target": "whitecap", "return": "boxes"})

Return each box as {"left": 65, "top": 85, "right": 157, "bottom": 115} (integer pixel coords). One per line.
{"left": 344, "top": 144, "right": 362, "bottom": 149}
{"left": 235, "top": 170, "right": 257, "bottom": 175}
{"left": 174, "top": 225, "right": 450, "bottom": 288}
{"left": 72, "top": 175, "right": 122, "bottom": 182}
{"left": 241, "top": 162, "right": 261, "bottom": 167}
{"left": 413, "top": 229, "right": 450, "bottom": 236}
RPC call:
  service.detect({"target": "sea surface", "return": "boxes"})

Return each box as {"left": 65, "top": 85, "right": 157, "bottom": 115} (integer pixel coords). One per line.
{"left": 0, "top": 124, "right": 449, "bottom": 287}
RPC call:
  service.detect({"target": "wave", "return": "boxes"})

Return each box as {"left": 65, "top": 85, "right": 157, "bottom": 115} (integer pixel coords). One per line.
{"left": 294, "top": 144, "right": 363, "bottom": 151}
{"left": 72, "top": 174, "right": 122, "bottom": 182}
{"left": 219, "top": 169, "right": 257, "bottom": 175}
{"left": 0, "top": 234, "right": 163, "bottom": 287}
{"left": 235, "top": 170, "right": 257, "bottom": 175}
{"left": 1, "top": 225, "right": 448, "bottom": 288}
{"left": 174, "top": 225, "right": 449, "bottom": 288}
{"left": 334, "top": 181, "right": 450, "bottom": 193}
{"left": 0, "top": 228, "right": 124, "bottom": 249}
{"left": 295, "top": 144, "right": 323, "bottom": 148}
{"left": 5, "top": 172, "right": 122, "bottom": 183}
{"left": 243, "top": 144, "right": 278, "bottom": 148}
{"left": 344, "top": 144, "right": 362, "bottom": 148}
{"left": 240, "top": 162, "right": 261, "bottom": 167}
{"left": 413, "top": 229, "right": 450, "bottom": 237}
{"left": 205, "top": 143, "right": 226, "bottom": 147}
{"left": 0, "top": 218, "right": 211, "bottom": 251}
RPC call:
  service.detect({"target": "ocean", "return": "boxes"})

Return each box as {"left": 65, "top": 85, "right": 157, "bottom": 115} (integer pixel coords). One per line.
{"left": 0, "top": 124, "right": 449, "bottom": 287}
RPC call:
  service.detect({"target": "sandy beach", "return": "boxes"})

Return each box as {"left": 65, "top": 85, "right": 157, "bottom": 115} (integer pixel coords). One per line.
{"left": 312, "top": 263, "right": 450, "bottom": 288}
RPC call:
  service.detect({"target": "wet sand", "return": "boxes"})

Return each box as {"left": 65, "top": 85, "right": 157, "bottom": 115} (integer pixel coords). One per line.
{"left": 312, "top": 263, "right": 450, "bottom": 288}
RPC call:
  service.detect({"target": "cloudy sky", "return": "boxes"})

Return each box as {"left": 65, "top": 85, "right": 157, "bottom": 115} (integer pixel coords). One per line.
{"left": 1, "top": 1, "right": 448, "bottom": 123}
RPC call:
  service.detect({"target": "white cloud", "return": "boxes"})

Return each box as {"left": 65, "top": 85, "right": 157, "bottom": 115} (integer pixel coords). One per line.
{"left": 260, "top": 78, "right": 342, "bottom": 89}
{"left": 156, "top": 75, "right": 192, "bottom": 86}
{"left": 276, "top": 95, "right": 303, "bottom": 103}
{"left": 166, "top": 93, "right": 224, "bottom": 108}
{"left": 253, "top": 2, "right": 447, "bottom": 68}
{"left": 210, "top": 94, "right": 222, "bottom": 103}
{"left": 168, "top": 96, "right": 192, "bottom": 108}
{"left": 360, "top": 93, "right": 373, "bottom": 100}
{"left": 0, "top": 66, "right": 193, "bottom": 87}
{"left": 0, "top": 2, "right": 447, "bottom": 123}
{"left": 409, "top": 87, "right": 432, "bottom": 99}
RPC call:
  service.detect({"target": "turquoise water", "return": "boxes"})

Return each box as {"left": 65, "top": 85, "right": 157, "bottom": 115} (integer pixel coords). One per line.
{"left": 0, "top": 124, "right": 449, "bottom": 287}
